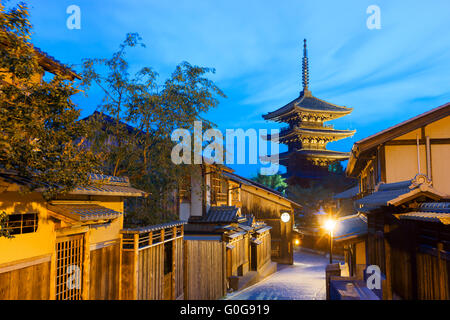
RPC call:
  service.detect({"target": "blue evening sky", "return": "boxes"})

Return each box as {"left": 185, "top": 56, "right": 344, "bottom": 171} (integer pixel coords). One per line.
{"left": 15, "top": 0, "right": 450, "bottom": 178}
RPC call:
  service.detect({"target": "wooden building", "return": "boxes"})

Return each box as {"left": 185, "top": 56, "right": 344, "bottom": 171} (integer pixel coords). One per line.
{"left": 345, "top": 102, "right": 450, "bottom": 299}
{"left": 0, "top": 172, "right": 146, "bottom": 300}
{"left": 333, "top": 213, "right": 368, "bottom": 279}
{"left": 222, "top": 170, "right": 300, "bottom": 264}
{"left": 179, "top": 165, "right": 301, "bottom": 265}
{"left": 184, "top": 205, "right": 275, "bottom": 298}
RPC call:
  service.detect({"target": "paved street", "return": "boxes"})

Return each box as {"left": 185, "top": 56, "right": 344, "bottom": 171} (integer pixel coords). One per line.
{"left": 226, "top": 249, "right": 342, "bottom": 300}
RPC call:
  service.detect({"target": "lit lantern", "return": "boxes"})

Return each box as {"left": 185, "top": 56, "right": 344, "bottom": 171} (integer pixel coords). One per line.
{"left": 280, "top": 212, "right": 291, "bottom": 223}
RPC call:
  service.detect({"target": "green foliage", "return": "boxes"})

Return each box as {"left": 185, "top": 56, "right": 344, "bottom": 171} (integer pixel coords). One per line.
{"left": 0, "top": 3, "right": 99, "bottom": 199}
{"left": 287, "top": 181, "right": 332, "bottom": 213}
{"left": 251, "top": 173, "right": 288, "bottom": 194}
{"left": 0, "top": 211, "right": 13, "bottom": 239}
{"left": 80, "top": 33, "right": 225, "bottom": 225}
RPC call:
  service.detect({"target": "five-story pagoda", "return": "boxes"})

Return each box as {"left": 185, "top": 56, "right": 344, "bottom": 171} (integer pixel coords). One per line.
{"left": 263, "top": 40, "right": 355, "bottom": 187}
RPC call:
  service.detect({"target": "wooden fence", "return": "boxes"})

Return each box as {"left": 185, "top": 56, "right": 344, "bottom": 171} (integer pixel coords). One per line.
{"left": 0, "top": 254, "right": 52, "bottom": 300}
{"left": 251, "top": 227, "right": 271, "bottom": 272}
{"left": 184, "top": 239, "right": 226, "bottom": 300}
{"left": 226, "top": 232, "right": 250, "bottom": 278}
{"left": 416, "top": 244, "right": 449, "bottom": 299}
{"left": 89, "top": 240, "right": 121, "bottom": 300}
{"left": 120, "top": 222, "right": 185, "bottom": 300}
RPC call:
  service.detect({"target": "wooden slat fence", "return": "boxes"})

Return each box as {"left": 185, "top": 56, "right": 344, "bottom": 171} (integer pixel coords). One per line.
{"left": 184, "top": 239, "right": 226, "bottom": 300}
{"left": 120, "top": 222, "right": 185, "bottom": 300}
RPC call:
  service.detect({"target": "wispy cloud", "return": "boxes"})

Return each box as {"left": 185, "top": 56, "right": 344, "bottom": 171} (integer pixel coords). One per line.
{"left": 21, "top": 0, "right": 450, "bottom": 177}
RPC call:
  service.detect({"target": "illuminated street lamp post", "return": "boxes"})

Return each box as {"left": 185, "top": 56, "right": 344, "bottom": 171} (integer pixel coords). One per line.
{"left": 323, "top": 218, "right": 336, "bottom": 264}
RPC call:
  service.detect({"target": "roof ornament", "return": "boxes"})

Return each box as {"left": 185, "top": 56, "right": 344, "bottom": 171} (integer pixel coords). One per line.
{"left": 410, "top": 173, "right": 432, "bottom": 189}
{"left": 302, "top": 39, "right": 311, "bottom": 97}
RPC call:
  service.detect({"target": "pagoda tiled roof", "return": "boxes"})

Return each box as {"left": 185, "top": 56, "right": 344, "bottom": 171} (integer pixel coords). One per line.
{"left": 277, "top": 149, "right": 351, "bottom": 161}
{"left": 278, "top": 126, "right": 356, "bottom": 140}
{"left": 263, "top": 92, "right": 352, "bottom": 122}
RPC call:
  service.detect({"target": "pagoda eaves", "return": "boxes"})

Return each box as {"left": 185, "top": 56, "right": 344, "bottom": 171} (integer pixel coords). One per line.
{"left": 262, "top": 39, "right": 356, "bottom": 179}
{"left": 263, "top": 92, "right": 353, "bottom": 123}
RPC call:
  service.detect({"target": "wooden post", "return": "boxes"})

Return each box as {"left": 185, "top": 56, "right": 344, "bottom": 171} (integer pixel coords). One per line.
{"left": 222, "top": 241, "right": 227, "bottom": 296}
{"left": 160, "top": 229, "right": 165, "bottom": 299}
{"left": 82, "top": 230, "right": 90, "bottom": 300}
{"left": 437, "top": 242, "right": 447, "bottom": 299}
{"left": 49, "top": 249, "right": 57, "bottom": 300}
{"left": 172, "top": 227, "right": 176, "bottom": 300}
{"left": 133, "top": 233, "right": 139, "bottom": 300}
{"left": 118, "top": 233, "right": 123, "bottom": 300}
{"left": 184, "top": 239, "right": 188, "bottom": 299}
{"left": 383, "top": 224, "right": 393, "bottom": 300}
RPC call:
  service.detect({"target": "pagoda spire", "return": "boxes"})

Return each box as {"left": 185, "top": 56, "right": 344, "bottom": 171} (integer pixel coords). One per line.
{"left": 301, "top": 39, "right": 311, "bottom": 97}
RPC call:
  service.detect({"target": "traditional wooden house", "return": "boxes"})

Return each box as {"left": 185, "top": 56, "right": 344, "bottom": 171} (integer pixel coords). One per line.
{"left": 333, "top": 213, "right": 368, "bottom": 278}
{"left": 333, "top": 185, "right": 359, "bottom": 216}
{"left": 0, "top": 172, "right": 146, "bottom": 300}
{"left": 185, "top": 206, "right": 274, "bottom": 294}
{"left": 344, "top": 102, "right": 450, "bottom": 299}
{"left": 180, "top": 165, "right": 301, "bottom": 264}
{"left": 222, "top": 170, "right": 301, "bottom": 264}
{"left": 180, "top": 165, "right": 299, "bottom": 298}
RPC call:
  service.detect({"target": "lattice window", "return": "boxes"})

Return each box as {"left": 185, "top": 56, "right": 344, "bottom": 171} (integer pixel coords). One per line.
{"left": 56, "top": 234, "right": 84, "bottom": 300}
{"left": 5, "top": 213, "right": 38, "bottom": 235}
{"left": 211, "top": 173, "right": 228, "bottom": 204}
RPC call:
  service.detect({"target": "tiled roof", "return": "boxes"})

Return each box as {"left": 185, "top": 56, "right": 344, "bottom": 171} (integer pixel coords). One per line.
{"left": 277, "top": 149, "right": 351, "bottom": 161}
{"left": 81, "top": 112, "right": 138, "bottom": 134}
{"left": 395, "top": 202, "right": 450, "bottom": 225}
{"left": 0, "top": 170, "right": 146, "bottom": 197}
{"left": 0, "top": 31, "right": 80, "bottom": 80}
{"left": 355, "top": 180, "right": 411, "bottom": 212}
{"left": 263, "top": 94, "right": 352, "bottom": 121}
{"left": 333, "top": 186, "right": 359, "bottom": 200}
{"left": 33, "top": 46, "right": 81, "bottom": 80}
{"left": 279, "top": 127, "right": 356, "bottom": 140}
{"left": 355, "top": 177, "right": 445, "bottom": 212}
{"left": 70, "top": 174, "right": 147, "bottom": 197}
{"left": 334, "top": 214, "right": 367, "bottom": 242}
{"left": 222, "top": 171, "right": 302, "bottom": 208}
{"left": 201, "top": 206, "right": 243, "bottom": 223}
{"left": 255, "top": 226, "right": 272, "bottom": 234}
{"left": 416, "top": 202, "right": 450, "bottom": 213}
{"left": 48, "top": 203, "right": 122, "bottom": 222}
{"left": 395, "top": 212, "right": 450, "bottom": 224}
{"left": 121, "top": 221, "right": 186, "bottom": 234}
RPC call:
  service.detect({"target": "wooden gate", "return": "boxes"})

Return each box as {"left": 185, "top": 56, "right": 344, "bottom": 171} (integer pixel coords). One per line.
{"left": 55, "top": 234, "right": 84, "bottom": 300}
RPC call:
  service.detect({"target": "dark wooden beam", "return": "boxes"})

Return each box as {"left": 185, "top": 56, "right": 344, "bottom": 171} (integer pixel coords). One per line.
{"left": 385, "top": 138, "right": 450, "bottom": 146}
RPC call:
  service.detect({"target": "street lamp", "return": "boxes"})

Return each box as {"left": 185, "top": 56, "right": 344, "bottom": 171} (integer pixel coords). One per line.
{"left": 323, "top": 218, "right": 336, "bottom": 264}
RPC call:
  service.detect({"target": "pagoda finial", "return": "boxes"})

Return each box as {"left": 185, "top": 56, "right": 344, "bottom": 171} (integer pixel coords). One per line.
{"left": 302, "top": 39, "right": 311, "bottom": 96}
